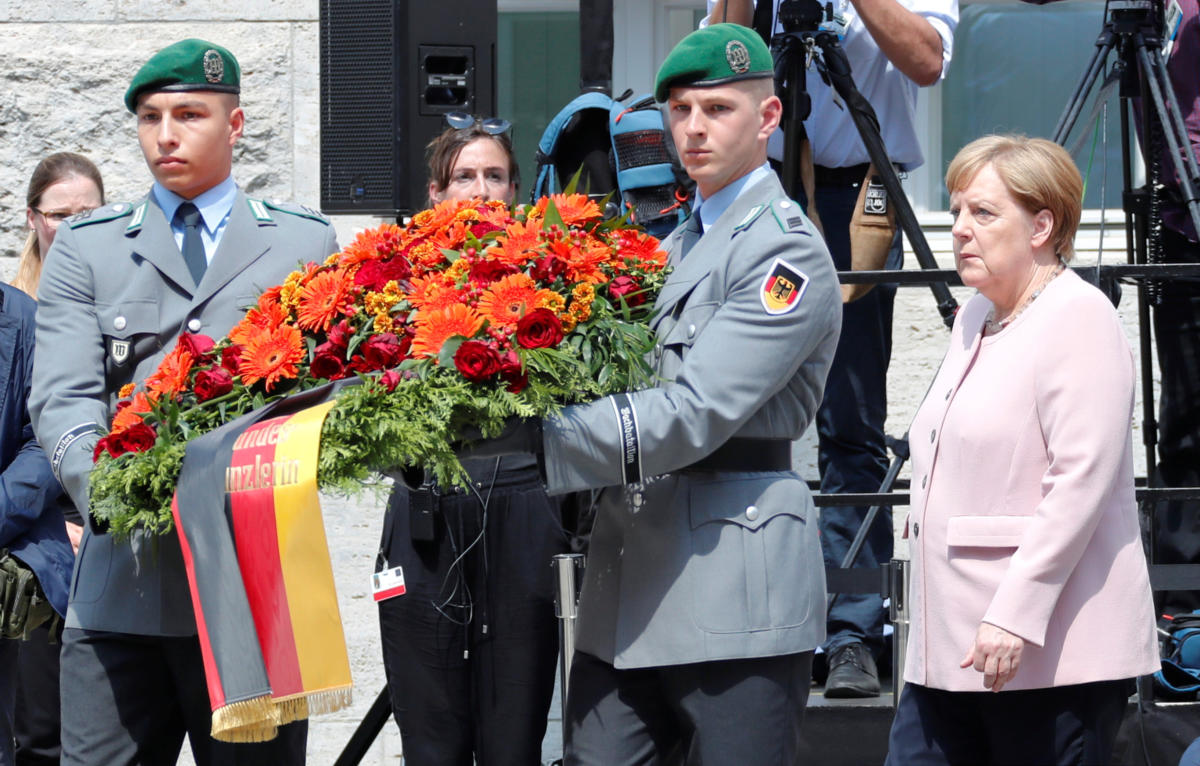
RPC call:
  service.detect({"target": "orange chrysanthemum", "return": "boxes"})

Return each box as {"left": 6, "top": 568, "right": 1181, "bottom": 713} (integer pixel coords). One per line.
{"left": 530, "top": 194, "right": 602, "bottom": 226}
{"left": 238, "top": 324, "right": 305, "bottom": 391}
{"left": 476, "top": 274, "right": 542, "bottom": 328}
{"left": 407, "top": 273, "right": 463, "bottom": 313}
{"left": 118, "top": 383, "right": 136, "bottom": 399}
{"left": 145, "top": 346, "right": 194, "bottom": 399}
{"left": 295, "top": 268, "right": 354, "bottom": 332}
{"left": 488, "top": 221, "right": 543, "bottom": 266}
{"left": 410, "top": 303, "right": 485, "bottom": 358}
{"left": 339, "top": 224, "right": 405, "bottom": 266}
{"left": 111, "top": 391, "right": 156, "bottom": 434}
{"left": 406, "top": 240, "right": 446, "bottom": 271}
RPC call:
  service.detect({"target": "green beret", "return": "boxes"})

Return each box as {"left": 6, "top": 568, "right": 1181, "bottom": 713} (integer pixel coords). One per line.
{"left": 654, "top": 23, "right": 774, "bottom": 103}
{"left": 125, "top": 39, "right": 240, "bottom": 113}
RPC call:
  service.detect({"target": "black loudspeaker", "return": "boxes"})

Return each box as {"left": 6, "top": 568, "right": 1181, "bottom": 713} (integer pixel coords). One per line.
{"left": 319, "top": 0, "right": 497, "bottom": 216}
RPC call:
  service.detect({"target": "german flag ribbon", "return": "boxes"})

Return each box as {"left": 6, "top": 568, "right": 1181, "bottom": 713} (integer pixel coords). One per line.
{"left": 172, "top": 382, "right": 353, "bottom": 742}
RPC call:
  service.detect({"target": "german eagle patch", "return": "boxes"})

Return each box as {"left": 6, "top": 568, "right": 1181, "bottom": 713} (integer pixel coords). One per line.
{"left": 760, "top": 258, "right": 809, "bottom": 315}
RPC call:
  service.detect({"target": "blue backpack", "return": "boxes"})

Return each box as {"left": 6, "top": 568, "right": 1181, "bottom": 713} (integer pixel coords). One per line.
{"left": 533, "top": 91, "right": 692, "bottom": 239}
{"left": 1155, "top": 611, "right": 1200, "bottom": 698}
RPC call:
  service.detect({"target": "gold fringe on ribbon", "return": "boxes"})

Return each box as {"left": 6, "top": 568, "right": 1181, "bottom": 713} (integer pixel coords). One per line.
{"left": 210, "top": 685, "right": 354, "bottom": 743}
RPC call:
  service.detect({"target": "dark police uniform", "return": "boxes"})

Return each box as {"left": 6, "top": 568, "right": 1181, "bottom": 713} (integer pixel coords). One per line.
{"left": 539, "top": 24, "right": 842, "bottom": 764}
{"left": 29, "top": 40, "right": 338, "bottom": 766}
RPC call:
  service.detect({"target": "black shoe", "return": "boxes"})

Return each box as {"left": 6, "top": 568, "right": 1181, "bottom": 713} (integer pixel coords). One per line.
{"left": 824, "top": 642, "right": 880, "bottom": 698}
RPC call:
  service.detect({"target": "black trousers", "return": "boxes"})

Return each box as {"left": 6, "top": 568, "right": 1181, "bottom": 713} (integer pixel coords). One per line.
{"left": 59, "top": 629, "right": 306, "bottom": 766}
{"left": 1152, "top": 227, "right": 1200, "bottom": 614}
{"left": 377, "top": 462, "right": 569, "bottom": 766}
{"left": 885, "top": 680, "right": 1132, "bottom": 766}
{"left": 564, "top": 650, "right": 814, "bottom": 766}
{"left": 14, "top": 624, "right": 61, "bottom": 766}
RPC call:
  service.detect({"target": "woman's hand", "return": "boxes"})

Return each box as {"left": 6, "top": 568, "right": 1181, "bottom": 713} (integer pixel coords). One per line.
{"left": 65, "top": 521, "right": 83, "bottom": 554}
{"left": 960, "top": 622, "right": 1024, "bottom": 692}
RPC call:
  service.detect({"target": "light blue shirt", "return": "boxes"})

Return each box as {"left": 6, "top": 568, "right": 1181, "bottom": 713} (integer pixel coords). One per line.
{"left": 152, "top": 175, "right": 237, "bottom": 264}
{"left": 692, "top": 164, "right": 774, "bottom": 233}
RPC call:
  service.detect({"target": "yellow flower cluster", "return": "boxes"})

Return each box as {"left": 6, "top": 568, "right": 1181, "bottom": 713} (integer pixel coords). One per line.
{"left": 364, "top": 280, "right": 407, "bottom": 334}
{"left": 279, "top": 271, "right": 305, "bottom": 312}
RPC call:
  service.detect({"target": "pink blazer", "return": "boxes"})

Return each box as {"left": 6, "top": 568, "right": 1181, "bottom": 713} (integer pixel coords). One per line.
{"left": 903, "top": 269, "right": 1159, "bottom": 692}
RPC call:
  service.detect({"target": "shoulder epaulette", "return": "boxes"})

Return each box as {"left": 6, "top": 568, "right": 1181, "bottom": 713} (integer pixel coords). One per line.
{"left": 260, "top": 198, "right": 331, "bottom": 225}
{"left": 67, "top": 201, "right": 136, "bottom": 229}
{"left": 769, "top": 198, "right": 811, "bottom": 236}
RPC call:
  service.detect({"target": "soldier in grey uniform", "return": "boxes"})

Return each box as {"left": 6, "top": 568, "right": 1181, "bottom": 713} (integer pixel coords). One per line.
{"left": 474, "top": 24, "right": 841, "bottom": 765}
{"left": 29, "top": 39, "right": 337, "bottom": 766}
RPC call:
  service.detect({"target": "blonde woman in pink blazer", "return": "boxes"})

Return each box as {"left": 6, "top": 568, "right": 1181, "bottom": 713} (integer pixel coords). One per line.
{"left": 885, "top": 135, "right": 1160, "bottom": 766}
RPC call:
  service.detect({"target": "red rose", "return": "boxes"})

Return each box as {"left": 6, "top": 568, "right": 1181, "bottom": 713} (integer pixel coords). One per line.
{"left": 469, "top": 221, "right": 502, "bottom": 239}
{"left": 178, "top": 332, "right": 216, "bottom": 359}
{"left": 530, "top": 254, "right": 565, "bottom": 283}
{"left": 608, "top": 275, "right": 645, "bottom": 307}
{"left": 326, "top": 320, "right": 353, "bottom": 351}
{"left": 352, "top": 333, "right": 407, "bottom": 372}
{"left": 354, "top": 258, "right": 412, "bottom": 293}
{"left": 93, "top": 437, "right": 111, "bottom": 462}
{"left": 469, "top": 260, "right": 519, "bottom": 285}
{"left": 193, "top": 367, "right": 234, "bottom": 402}
{"left": 220, "top": 345, "right": 244, "bottom": 374}
{"left": 453, "top": 340, "right": 502, "bottom": 382}
{"left": 379, "top": 369, "right": 402, "bottom": 392}
{"left": 114, "top": 423, "right": 157, "bottom": 455}
{"left": 310, "top": 342, "right": 348, "bottom": 380}
{"left": 498, "top": 350, "right": 527, "bottom": 394}
{"left": 515, "top": 308, "right": 564, "bottom": 349}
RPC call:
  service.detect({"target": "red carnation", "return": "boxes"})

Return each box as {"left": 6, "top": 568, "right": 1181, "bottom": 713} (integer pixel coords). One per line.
{"left": 193, "top": 367, "right": 234, "bottom": 402}
{"left": 453, "top": 340, "right": 502, "bottom": 382}
{"left": 326, "top": 320, "right": 353, "bottom": 351}
{"left": 178, "top": 332, "right": 216, "bottom": 359}
{"left": 310, "top": 342, "right": 348, "bottom": 380}
{"left": 469, "top": 260, "right": 519, "bottom": 285}
{"left": 352, "top": 333, "right": 407, "bottom": 372}
{"left": 530, "top": 254, "right": 566, "bottom": 283}
{"left": 608, "top": 275, "right": 645, "bottom": 307}
{"left": 379, "top": 369, "right": 402, "bottom": 392}
{"left": 354, "top": 258, "right": 412, "bottom": 293}
{"left": 470, "top": 221, "right": 502, "bottom": 239}
{"left": 498, "top": 349, "right": 527, "bottom": 394}
{"left": 220, "top": 345, "right": 244, "bottom": 374}
{"left": 515, "top": 308, "right": 564, "bottom": 349}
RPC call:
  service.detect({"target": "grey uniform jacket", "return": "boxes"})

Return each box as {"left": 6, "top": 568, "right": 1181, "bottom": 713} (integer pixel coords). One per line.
{"left": 542, "top": 173, "right": 842, "bottom": 669}
{"left": 29, "top": 190, "right": 338, "bottom": 636}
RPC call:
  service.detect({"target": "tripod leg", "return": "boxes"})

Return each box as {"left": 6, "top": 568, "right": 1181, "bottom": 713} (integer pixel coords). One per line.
{"left": 1053, "top": 31, "right": 1115, "bottom": 145}
{"left": 333, "top": 686, "right": 393, "bottom": 766}
{"left": 1134, "top": 37, "right": 1200, "bottom": 238}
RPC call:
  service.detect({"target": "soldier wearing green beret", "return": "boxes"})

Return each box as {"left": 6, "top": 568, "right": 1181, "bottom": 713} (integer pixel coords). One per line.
{"left": 461, "top": 23, "right": 839, "bottom": 764}
{"left": 30, "top": 39, "right": 336, "bottom": 766}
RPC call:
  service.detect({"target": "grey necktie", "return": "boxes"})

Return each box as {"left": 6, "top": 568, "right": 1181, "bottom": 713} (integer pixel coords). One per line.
{"left": 679, "top": 208, "right": 703, "bottom": 258}
{"left": 175, "top": 202, "right": 207, "bottom": 286}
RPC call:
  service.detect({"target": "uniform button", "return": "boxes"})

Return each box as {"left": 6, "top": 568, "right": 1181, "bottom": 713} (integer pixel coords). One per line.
{"left": 913, "top": 522, "right": 920, "bottom": 537}
{"left": 779, "top": 201, "right": 792, "bottom": 209}
{"left": 633, "top": 492, "right": 644, "bottom": 507}
{"left": 112, "top": 203, "right": 126, "bottom": 213}
{"left": 187, "top": 318, "right": 202, "bottom": 333}
{"left": 745, "top": 505, "right": 759, "bottom": 521}
{"left": 921, "top": 475, "right": 927, "bottom": 489}
{"left": 113, "top": 316, "right": 126, "bottom": 331}
{"left": 930, "top": 429, "right": 936, "bottom": 443}
{"left": 687, "top": 324, "right": 696, "bottom": 338}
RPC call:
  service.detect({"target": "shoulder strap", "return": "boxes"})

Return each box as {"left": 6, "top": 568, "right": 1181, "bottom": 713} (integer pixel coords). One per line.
{"left": 534, "top": 91, "right": 618, "bottom": 199}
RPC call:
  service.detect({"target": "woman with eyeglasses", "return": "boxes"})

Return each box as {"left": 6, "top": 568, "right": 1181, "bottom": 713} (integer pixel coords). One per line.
{"left": 3, "top": 153, "right": 99, "bottom": 766}
{"left": 376, "top": 114, "right": 572, "bottom": 766}
{"left": 14, "top": 153, "right": 104, "bottom": 298}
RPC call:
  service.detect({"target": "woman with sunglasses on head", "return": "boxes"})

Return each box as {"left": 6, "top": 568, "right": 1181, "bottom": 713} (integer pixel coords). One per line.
{"left": 6, "top": 152, "right": 102, "bottom": 766}
{"left": 376, "top": 114, "right": 571, "bottom": 766}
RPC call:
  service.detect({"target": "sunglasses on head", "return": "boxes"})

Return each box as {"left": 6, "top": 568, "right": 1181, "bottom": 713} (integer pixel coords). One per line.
{"left": 444, "top": 112, "right": 512, "bottom": 136}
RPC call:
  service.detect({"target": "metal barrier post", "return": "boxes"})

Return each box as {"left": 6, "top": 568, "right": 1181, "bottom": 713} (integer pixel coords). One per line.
{"left": 889, "top": 558, "right": 909, "bottom": 702}
{"left": 553, "top": 554, "right": 585, "bottom": 712}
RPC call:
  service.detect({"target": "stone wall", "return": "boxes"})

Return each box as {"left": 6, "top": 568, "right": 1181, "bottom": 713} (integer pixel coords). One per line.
{"left": 0, "top": 1, "right": 362, "bottom": 282}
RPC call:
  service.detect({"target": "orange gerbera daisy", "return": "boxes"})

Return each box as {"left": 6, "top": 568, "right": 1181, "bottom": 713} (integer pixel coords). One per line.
{"left": 145, "top": 346, "right": 194, "bottom": 399}
{"left": 427, "top": 221, "right": 470, "bottom": 253}
{"left": 407, "top": 273, "right": 463, "bottom": 313}
{"left": 478, "top": 200, "right": 514, "bottom": 227}
{"left": 111, "top": 391, "right": 156, "bottom": 434}
{"left": 296, "top": 268, "right": 354, "bottom": 332}
{"left": 228, "top": 299, "right": 290, "bottom": 346}
{"left": 340, "top": 224, "right": 405, "bottom": 266}
{"left": 551, "top": 239, "right": 607, "bottom": 285}
{"left": 411, "top": 198, "right": 472, "bottom": 233}
{"left": 238, "top": 324, "right": 305, "bottom": 391}
{"left": 611, "top": 229, "right": 668, "bottom": 269}
{"left": 476, "top": 273, "right": 542, "bottom": 328}
{"left": 530, "top": 194, "right": 602, "bottom": 226}
{"left": 410, "top": 303, "right": 485, "bottom": 358}
{"left": 488, "top": 221, "right": 543, "bottom": 266}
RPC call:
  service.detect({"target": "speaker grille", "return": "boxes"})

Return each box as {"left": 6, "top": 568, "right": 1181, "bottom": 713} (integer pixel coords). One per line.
{"left": 320, "top": 0, "right": 399, "bottom": 214}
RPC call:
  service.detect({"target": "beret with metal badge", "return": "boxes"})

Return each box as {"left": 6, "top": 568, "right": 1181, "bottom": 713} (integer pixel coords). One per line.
{"left": 124, "top": 38, "right": 240, "bottom": 113}
{"left": 654, "top": 23, "right": 774, "bottom": 103}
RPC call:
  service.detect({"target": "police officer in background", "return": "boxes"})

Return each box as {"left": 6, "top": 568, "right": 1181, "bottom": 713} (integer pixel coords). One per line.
{"left": 470, "top": 24, "right": 841, "bottom": 764}
{"left": 706, "top": 0, "right": 957, "bottom": 697}
{"left": 30, "top": 39, "right": 338, "bottom": 766}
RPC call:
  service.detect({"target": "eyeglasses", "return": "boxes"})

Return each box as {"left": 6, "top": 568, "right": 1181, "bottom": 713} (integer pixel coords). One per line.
{"left": 35, "top": 207, "right": 94, "bottom": 224}
{"left": 444, "top": 112, "right": 512, "bottom": 136}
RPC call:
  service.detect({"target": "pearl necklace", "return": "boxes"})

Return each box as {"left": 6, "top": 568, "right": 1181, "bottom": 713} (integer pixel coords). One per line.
{"left": 984, "top": 262, "right": 1065, "bottom": 335}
